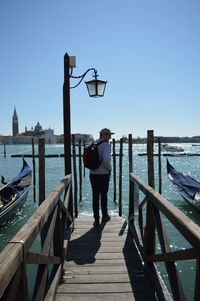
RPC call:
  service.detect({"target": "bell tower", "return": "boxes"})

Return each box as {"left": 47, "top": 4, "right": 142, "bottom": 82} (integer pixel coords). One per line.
{"left": 12, "top": 107, "right": 19, "bottom": 136}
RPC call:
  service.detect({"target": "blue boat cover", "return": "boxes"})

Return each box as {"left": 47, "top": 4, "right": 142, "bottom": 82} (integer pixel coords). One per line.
{"left": 167, "top": 160, "right": 200, "bottom": 199}
{"left": 10, "top": 158, "right": 31, "bottom": 187}
{"left": 0, "top": 159, "right": 31, "bottom": 200}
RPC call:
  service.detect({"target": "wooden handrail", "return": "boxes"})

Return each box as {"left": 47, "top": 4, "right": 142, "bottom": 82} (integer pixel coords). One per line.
{"left": 0, "top": 174, "right": 72, "bottom": 300}
{"left": 130, "top": 173, "right": 200, "bottom": 248}
{"left": 129, "top": 172, "right": 200, "bottom": 301}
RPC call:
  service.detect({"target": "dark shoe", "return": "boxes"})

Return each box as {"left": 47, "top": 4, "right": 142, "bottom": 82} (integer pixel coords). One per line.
{"left": 102, "top": 215, "right": 111, "bottom": 223}
{"left": 93, "top": 220, "right": 100, "bottom": 227}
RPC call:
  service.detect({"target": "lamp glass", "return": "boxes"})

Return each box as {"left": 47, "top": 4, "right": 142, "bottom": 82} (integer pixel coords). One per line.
{"left": 85, "top": 79, "right": 107, "bottom": 98}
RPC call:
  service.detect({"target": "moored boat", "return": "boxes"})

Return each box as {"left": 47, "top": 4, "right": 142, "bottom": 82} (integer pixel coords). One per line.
{"left": 161, "top": 144, "right": 184, "bottom": 152}
{"left": 167, "top": 159, "right": 200, "bottom": 211}
{"left": 0, "top": 159, "right": 32, "bottom": 225}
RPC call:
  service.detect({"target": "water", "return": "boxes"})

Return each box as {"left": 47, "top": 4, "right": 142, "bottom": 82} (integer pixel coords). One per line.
{"left": 1, "top": 143, "right": 200, "bottom": 299}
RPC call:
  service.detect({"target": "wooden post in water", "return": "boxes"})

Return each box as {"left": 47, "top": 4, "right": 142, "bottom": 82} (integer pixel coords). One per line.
{"left": 128, "top": 134, "right": 134, "bottom": 218}
{"left": 119, "top": 138, "right": 123, "bottom": 216}
{"left": 3, "top": 141, "right": 6, "bottom": 157}
{"left": 78, "top": 139, "right": 82, "bottom": 201}
{"left": 128, "top": 134, "right": 133, "bottom": 173}
{"left": 38, "top": 138, "right": 45, "bottom": 205}
{"left": 32, "top": 138, "right": 36, "bottom": 202}
{"left": 83, "top": 140, "right": 86, "bottom": 178}
{"left": 145, "top": 130, "right": 155, "bottom": 255}
{"left": 158, "top": 137, "right": 162, "bottom": 194}
{"left": 112, "top": 138, "right": 117, "bottom": 202}
{"left": 147, "top": 130, "right": 155, "bottom": 188}
{"left": 72, "top": 135, "right": 78, "bottom": 217}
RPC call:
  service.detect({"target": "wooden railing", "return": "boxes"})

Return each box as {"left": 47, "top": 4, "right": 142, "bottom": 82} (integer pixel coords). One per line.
{"left": 129, "top": 173, "right": 200, "bottom": 301}
{"left": 0, "top": 175, "right": 73, "bottom": 301}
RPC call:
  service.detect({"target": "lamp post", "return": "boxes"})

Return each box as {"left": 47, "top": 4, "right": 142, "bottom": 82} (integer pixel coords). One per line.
{"left": 63, "top": 52, "right": 107, "bottom": 176}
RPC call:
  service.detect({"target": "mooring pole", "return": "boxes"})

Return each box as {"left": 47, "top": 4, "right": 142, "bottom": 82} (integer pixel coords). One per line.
{"left": 32, "top": 138, "right": 36, "bottom": 202}
{"left": 3, "top": 141, "right": 6, "bottom": 157}
{"left": 145, "top": 130, "right": 155, "bottom": 256}
{"left": 38, "top": 138, "right": 45, "bottom": 205}
{"left": 158, "top": 137, "right": 162, "bottom": 194}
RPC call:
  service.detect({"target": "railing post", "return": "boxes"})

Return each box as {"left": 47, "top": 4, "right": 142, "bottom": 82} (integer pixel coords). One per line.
{"left": 145, "top": 130, "right": 155, "bottom": 255}
{"left": 72, "top": 134, "right": 78, "bottom": 218}
{"left": 78, "top": 139, "right": 82, "bottom": 201}
{"left": 129, "top": 178, "right": 134, "bottom": 220}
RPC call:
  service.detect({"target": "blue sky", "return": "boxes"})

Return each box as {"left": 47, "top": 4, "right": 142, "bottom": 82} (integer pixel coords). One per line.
{"left": 0, "top": 0, "right": 200, "bottom": 139}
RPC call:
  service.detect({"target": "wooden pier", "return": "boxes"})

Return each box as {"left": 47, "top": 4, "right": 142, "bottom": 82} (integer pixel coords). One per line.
{"left": 2, "top": 131, "right": 200, "bottom": 300}
{"left": 55, "top": 217, "right": 155, "bottom": 301}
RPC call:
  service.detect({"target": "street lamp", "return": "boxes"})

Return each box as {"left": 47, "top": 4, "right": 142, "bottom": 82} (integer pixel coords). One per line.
{"left": 63, "top": 52, "right": 107, "bottom": 176}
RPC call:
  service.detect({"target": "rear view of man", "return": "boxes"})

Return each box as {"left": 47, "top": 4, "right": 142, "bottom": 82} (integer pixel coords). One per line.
{"left": 89, "top": 128, "right": 114, "bottom": 227}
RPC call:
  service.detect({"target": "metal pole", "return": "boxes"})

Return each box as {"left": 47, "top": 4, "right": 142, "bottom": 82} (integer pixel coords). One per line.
{"left": 63, "top": 53, "right": 71, "bottom": 176}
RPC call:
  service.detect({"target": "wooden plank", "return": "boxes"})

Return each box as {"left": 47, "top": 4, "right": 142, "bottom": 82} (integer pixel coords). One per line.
{"left": 67, "top": 240, "right": 126, "bottom": 248}
{"left": 57, "top": 282, "right": 150, "bottom": 293}
{"left": 56, "top": 292, "right": 135, "bottom": 301}
{"left": 73, "top": 217, "right": 126, "bottom": 224}
{"left": 64, "top": 258, "right": 138, "bottom": 267}
{"left": 66, "top": 252, "right": 133, "bottom": 260}
{"left": 66, "top": 246, "right": 129, "bottom": 253}
{"left": 70, "top": 234, "right": 129, "bottom": 242}
{"left": 63, "top": 265, "right": 139, "bottom": 275}
{"left": 62, "top": 273, "right": 145, "bottom": 283}
{"left": 71, "top": 229, "right": 128, "bottom": 236}
{"left": 73, "top": 222, "right": 127, "bottom": 229}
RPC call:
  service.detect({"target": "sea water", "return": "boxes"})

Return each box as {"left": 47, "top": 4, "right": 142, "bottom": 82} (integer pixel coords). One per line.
{"left": 1, "top": 143, "right": 200, "bottom": 299}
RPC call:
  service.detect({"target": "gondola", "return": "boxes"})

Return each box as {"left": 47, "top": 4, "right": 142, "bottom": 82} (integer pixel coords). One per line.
{"left": 0, "top": 158, "right": 32, "bottom": 225}
{"left": 167, "top": 159, "right": 200, "bottom": 211}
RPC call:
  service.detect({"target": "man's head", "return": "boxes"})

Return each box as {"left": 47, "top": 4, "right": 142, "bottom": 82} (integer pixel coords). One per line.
{"left": 99, "top": 128, "right": 115, "bottom": 141}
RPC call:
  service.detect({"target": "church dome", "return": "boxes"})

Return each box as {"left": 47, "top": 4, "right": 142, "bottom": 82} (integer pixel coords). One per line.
{"left": 34, "top": 122, "right": 42, "bottom": 132}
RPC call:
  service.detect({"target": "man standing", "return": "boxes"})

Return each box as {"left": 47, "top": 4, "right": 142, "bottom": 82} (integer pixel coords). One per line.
{"left": 90, "top": 128, "right": 114, "bottom": 227}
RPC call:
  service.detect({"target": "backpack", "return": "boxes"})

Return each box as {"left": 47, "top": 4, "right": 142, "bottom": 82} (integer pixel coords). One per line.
{"left": 83, "top": 141, "right": 106, "bottom": 170}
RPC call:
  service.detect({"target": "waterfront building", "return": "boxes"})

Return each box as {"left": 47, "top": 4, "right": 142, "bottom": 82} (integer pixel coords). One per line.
{"left": 0, "top": 108, "right": 93, "bottom": 144}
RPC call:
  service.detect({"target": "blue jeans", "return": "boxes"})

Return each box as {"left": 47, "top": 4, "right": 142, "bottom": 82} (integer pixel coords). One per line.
{"left": 90, "top": 174, "right": 110, "bottom": 220}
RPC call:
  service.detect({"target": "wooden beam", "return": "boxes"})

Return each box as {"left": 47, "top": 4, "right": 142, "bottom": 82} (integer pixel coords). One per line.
{"left": 146, "top": 248, "right": 197, "bottom": 262}
{"left": 26, "top": 253, "right": 61, "bottom": 264}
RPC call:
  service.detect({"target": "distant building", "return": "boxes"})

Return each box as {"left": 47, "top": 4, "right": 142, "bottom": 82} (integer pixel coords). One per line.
{"left": 0, "top": 108, "right": 93, "bottom": 144}
{"left": 12, "top": 107, "right": 19, "bottom": 136}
